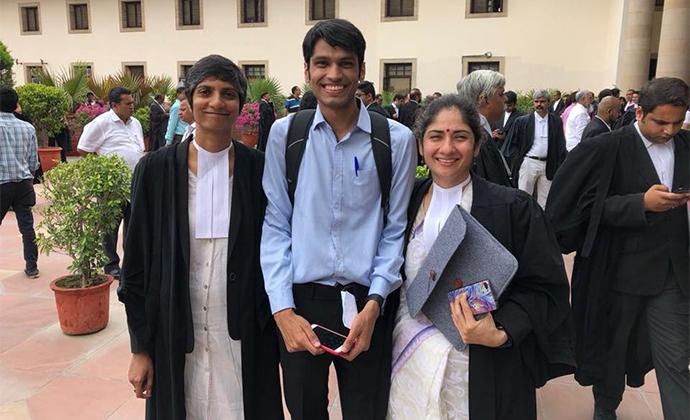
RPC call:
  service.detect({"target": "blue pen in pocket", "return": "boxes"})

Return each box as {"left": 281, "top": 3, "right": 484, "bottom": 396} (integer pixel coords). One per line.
{"left": 354, "top": 156, "right": 359, "bottom": 177}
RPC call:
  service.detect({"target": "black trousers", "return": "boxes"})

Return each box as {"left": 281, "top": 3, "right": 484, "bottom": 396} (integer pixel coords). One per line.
{"left": 593, "top": 273, "right": 689, "bottom": 420}
{"left": 0, "top": 180, "right": 38, "bottom": 270}
{"left": 279, "top": 283, "right": 392, "bottom": 420}
{"left": 103, "top": 201, "right": 131, "bottom": 272}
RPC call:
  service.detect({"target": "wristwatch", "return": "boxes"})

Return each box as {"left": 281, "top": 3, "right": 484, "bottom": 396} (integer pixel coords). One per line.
{"left": 365, "top": 294, "right": 385, "bottom": 312}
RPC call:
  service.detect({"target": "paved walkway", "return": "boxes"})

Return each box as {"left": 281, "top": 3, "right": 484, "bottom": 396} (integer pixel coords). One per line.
{"left": 0, "top": 185, "right": 663, "bottom": 419}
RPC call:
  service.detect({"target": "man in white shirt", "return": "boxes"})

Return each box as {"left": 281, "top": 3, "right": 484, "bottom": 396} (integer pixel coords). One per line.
{"left": 550, "top": 90, "right": 566, "bottom": 115}
{"left": 624, "top": 89, "right": 639, "bottom": 112}
{"left": 78, "top": 86, "right": 145, "bottom": 278}
{"left": 502, "top": 89, "right": 567, "bottom": 208}
{"left": 565, "top": 89, "right": 594, "bottom": 151}
{"left": 582, "top": 96, "right": 621, "bottom": 140}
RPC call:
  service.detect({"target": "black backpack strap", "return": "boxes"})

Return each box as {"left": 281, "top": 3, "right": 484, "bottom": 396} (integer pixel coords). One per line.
{"left": 368, "top": 111, "right": 392, "bottom": 219}
{"left": 285, "top": 110, "right": 316, "bottom": 206}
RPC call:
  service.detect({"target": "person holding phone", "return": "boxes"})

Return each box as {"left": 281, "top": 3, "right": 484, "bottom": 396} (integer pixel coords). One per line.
{"left": 261, "top": 19, "right": 416, "bottom": 420}
{"left": 547, "top": 77, "right": 690, "bottom": 420}
{"left": 118, "top": 55, "right": 283, "bottom": 420}
{"left": 387, "top": 95, "right": 574, "bottom": 420}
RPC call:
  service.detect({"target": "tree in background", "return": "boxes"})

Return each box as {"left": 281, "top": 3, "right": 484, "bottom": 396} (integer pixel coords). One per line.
{"left": 0, "top": 41, "right": 14, "bottom": 88}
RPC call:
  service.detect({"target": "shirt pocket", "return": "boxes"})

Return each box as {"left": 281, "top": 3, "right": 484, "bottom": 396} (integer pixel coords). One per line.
{"left": 348, "top": 168, "right": 379, "bottom": 209}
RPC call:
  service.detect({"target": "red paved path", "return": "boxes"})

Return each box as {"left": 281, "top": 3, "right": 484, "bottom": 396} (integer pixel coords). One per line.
{"left": 0, "top": 185, "right": 662, "bottom": 419}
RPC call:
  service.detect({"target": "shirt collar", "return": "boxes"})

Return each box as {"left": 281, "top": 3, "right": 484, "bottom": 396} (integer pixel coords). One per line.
{"left": 534, "top": 111, "right": 547, "bottom": 122}
{"left": 108, "top": 109, "right": 129, "bottom": 124}
{"left": 313, "top": 99, "right": 371, "bottom": 135}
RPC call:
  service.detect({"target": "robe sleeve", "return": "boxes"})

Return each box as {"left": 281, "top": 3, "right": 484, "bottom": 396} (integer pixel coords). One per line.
{"left": 501, "top": 115, "right": 524, "bottom": 161}
{"left": 601, "top": 193, "right": 648, "bottom": 228}
{"left": 493, "top": 192, "right": 572, "bottom": 354}
{"left": 118, "top": 155, "right": 153, "bottom": 354}
{"left": 545, "top": 138, "right": 611, "bottom": 254}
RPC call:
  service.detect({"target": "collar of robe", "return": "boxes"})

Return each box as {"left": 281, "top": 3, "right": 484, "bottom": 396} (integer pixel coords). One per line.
{"left": 192, "top": 138, "right": 232, "bottom": 239}
{"left": 423, "top": 176, "right": 471, "bottom": 251}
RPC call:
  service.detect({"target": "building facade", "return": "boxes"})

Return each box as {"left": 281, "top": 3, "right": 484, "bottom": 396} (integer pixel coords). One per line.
{"left": 1, "top": 0, "right": 687, "bottom": 95}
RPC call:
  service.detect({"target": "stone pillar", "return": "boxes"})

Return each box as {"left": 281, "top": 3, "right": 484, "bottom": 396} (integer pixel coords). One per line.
{"left": 656, "top": 0, "right": 690, "bottom": 81}
{"left": 616, "top": 0, "right": 655, "bottom": 90}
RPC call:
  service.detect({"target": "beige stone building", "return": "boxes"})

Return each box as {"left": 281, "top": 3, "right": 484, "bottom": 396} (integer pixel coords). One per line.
{"left": 1, "top": 0, "right": 688, "bottom": 95}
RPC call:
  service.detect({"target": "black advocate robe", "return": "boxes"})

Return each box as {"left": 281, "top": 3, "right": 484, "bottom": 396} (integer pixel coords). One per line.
{"left": 502, "top": 112, "right": 567, "bottom": 184}
{"left": 581, "top": 116, "right": 611, "bottom": 141}
{"left": 546, "top": 125, "right": 689, "bottom": 387}
{"left": 118, "top": 141, "right": 283, "bottom": 420}
{"left": 388, "top": 176, "right": 575, "bottom": 420}
{"left": 475, "top": 128, "right": 514, "bottom": 188}
{"left": 257, "top": 100, "right": 276, "bottom": 152}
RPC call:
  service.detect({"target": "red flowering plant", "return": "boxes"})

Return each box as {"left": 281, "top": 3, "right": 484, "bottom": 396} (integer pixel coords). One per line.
{"left": 66, "top": 102, "right": 107, "bottom": 133}
{"left": 234, "top": 102, "right": 260, "bottom": 135}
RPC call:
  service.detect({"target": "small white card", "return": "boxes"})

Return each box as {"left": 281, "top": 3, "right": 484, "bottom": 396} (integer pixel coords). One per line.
{"left": 341, "top": 290, "right": 358, "bottom": 329}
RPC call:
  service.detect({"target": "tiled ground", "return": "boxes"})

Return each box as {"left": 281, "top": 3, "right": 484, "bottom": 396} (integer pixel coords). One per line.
{"left": 0, "top": 185, "right": 663, "bottom": 419}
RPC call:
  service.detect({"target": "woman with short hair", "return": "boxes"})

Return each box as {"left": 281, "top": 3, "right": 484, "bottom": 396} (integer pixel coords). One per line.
{"left": 119, "top": 55, "right": 283, "bottom": 420}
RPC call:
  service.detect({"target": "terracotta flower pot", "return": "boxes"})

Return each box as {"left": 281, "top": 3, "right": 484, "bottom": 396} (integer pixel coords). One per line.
{"left": 38, "top": 147, "right": 63, "bottom": 172}
{"left": 241, "top": 131, "right": 258, "bottom": 149}
{"left": 50, "top": 275, "right": 114, "bottom": 335}
{"left": 67, "top": 128, "right": 82, "bottom": 156}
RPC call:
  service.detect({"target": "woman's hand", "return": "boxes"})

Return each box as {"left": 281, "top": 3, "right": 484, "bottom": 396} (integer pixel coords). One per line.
{"left": 128, "top": 352, "right": 153, "bottom": 399}
{"left": 450, "top": 294, "right": 508, "bottom": 348}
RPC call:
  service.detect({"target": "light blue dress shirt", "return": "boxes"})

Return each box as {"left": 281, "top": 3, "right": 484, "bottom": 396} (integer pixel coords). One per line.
{"left": 165, "top": 99, "right": 189, "bottom": 144}
{"left": 261, "top": 103, "right": 417, "bottom": 314}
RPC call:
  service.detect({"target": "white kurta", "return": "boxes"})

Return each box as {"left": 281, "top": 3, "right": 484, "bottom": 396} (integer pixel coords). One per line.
{"left": 388, "top": 181, "right": 474, "bottom": 420}
{"left": 184, "top": 171, "right": 244, "bottom": 420}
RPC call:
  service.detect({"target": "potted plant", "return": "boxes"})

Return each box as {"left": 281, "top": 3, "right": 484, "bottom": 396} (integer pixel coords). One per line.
{"left": 36, "top": 154, "right": 131, "bottom": 335}
{"left": 235, "top": 102, "right": 260, "bottom": 148}
{"left": 16, "top": 83, "right": 71, "bottom": 171}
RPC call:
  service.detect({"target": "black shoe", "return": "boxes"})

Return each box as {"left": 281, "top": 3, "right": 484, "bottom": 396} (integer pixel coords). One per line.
{"left": 593, "top": 405, "right": 617, "bottom": 420}
{"left": 105, "top": 267, "right": 121, "bottom": 279}
{"left": 24, "top": 267, "right": 40, "bottom": 278}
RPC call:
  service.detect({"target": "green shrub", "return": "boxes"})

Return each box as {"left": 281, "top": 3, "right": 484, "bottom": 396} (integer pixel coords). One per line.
{"left": 133, "top": 107, "right": 150, "bottom": 136}
{"left": 36, "top": 154, "right": 131, "bottom": 288}
{"left": 516, "top": 90, "right": 535, "bottom": 114}
{"left": 416, "top": 165, "right": 429, "bottom": 179}
{"left": 16, "top": 84, "right": 71, "bottom": 146}
{"left": 0, "top": 41, "right": 13, "bottom": 88}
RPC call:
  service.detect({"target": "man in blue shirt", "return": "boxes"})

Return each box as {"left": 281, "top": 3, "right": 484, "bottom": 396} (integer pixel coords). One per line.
{"left": 164, "top": 86, "right": 189, "bottom": 145}
{"left": 261, "top": 19, "right": 416, "bottom": 419}
{"left": 283, "top": 85, "right": 302, "bottom": 114}
{"left": 0, "top": 88, "right": 40, "bottom": 278}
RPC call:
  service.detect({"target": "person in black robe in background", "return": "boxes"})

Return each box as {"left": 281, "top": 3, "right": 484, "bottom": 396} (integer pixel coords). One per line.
{"left": 490, "top": 90, "right": 524, "bottom": 149}
{"left": 48, "top": 122, "right": 70, "bottom": 163}
{"left": 457, "top": 69, "right": 514, "bottom": 187}
{"left": 546, "top": 77, "right": 689, "bottom": 420}
{"left": 118, "top": 55, "right": 283, "bottom": 420}
{"left": 388, "top": 95, "right": 574, "bottom": 420}
{"left": 398, "top": 88, "right": 422, "bottom": 130}
{"left": 148, "top": 94, "right": 168, "bottom": 151}
{"left": 257, "top": 92, "right": 275, "bottom": 152}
